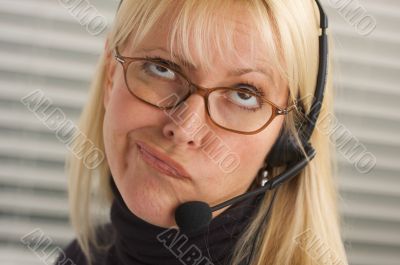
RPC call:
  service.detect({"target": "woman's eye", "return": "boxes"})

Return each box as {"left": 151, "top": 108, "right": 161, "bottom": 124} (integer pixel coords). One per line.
{"left": 145, "top": 62, "right": 176, "bottom": 80}
{"left": 227, "top": 90, "right": 261, "bottom": 109}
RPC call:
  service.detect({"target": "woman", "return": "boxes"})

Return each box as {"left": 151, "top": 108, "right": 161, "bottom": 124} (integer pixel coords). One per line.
{"left": 56, "top": 0, "right": 348, "bottom": 265}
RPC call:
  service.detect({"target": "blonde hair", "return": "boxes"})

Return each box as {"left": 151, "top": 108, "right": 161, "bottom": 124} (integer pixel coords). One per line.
{"left": 65, "top": 1, "right": 348, "bottom": 265}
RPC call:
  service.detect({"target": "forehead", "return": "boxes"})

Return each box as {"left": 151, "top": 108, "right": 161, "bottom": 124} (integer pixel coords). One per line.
{"left": 127, "top": 2, "right": 276, "bottom": 74}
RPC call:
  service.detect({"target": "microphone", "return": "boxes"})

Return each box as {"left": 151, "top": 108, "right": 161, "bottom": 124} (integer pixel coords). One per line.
{"left": 174, "top": 149, "right": 315, "bottom": 234}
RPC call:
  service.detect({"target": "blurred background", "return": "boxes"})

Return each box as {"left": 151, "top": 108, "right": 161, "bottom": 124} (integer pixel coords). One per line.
{"left": 0, "top": 0, "right": 399, "bottom": 264}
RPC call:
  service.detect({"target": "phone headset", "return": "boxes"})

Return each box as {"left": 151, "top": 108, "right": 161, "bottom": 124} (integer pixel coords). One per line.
{"left": 115, "top": 0, "right": 328, "bottom": 263}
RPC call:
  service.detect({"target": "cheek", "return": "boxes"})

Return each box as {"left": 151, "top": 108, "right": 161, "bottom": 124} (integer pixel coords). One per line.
{"left": 105, "top": 89, "right": 141, "bottom": 132}
{"left": 102, "top": 85, "right": 160, "bottom": 175}
{"left": 104, "top": 84, "right": 163, "bottom": 136}
{"left": 223, "top": 120, "right": 283, "bottom": 184}
{"left": 235, "top": 138, "right": 270, "bottom": 173}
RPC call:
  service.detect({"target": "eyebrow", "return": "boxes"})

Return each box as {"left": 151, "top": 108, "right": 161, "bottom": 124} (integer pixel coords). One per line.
{"left": 137, "top": 47, "right": 274, "bottom": 79}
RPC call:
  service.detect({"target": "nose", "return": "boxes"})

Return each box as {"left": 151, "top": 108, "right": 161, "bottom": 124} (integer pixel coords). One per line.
{"left": 162, "top": 94, "right": 208, "bottom": 148}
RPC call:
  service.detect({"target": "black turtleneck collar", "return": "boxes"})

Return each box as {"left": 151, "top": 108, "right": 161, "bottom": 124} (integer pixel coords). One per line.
{"left": 101, "top": 176, "right": 263, "bottom": 265}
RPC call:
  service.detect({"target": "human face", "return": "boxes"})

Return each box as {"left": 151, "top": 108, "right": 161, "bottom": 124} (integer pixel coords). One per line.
{"left": 103, "top": 7, "right": 288, "bottom": 228}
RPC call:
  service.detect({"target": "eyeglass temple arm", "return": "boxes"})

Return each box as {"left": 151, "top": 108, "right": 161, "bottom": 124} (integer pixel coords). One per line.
{"left": 276, "top": 100, "right": 298, "bottom": 115}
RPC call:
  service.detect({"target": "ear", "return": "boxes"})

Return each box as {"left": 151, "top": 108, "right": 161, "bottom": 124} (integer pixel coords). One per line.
{"left": 104, "top": 38, "right": 117, "bottom": 110}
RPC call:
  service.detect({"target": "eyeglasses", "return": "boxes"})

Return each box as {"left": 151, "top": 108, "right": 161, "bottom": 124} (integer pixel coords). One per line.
{"left": 113, "top": 47, "right": 297, "bottom": 135}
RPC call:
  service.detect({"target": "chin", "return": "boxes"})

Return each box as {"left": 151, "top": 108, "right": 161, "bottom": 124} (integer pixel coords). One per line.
{"left": 124, "top": 184, "right": 177, "bottom": 227}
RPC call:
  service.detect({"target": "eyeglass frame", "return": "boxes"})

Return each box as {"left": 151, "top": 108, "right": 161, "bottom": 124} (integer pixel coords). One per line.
{"left": 112, "top": 47, "right": 297, "bottom": 135}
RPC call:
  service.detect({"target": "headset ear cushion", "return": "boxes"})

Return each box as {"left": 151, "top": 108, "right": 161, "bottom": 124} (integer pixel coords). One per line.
{"left": 267, "top": 130, "right": 303, "bottom": 167}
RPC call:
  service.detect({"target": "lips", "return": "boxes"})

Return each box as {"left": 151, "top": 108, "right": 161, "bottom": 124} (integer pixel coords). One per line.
{"left": 136, "top": 141, "right": 191, "bottom": 180}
